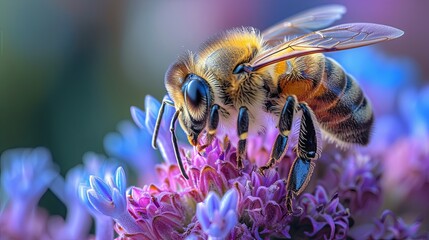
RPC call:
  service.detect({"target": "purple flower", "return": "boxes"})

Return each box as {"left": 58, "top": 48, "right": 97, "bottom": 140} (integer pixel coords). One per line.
{"left": 349, "top": 210, "right": 425, "bottom": 239}
{"left": 119, "top": 134, "right": 356, "bottom": 239}
{"left": 196, "top": 189, "right": 239, "bottom": 239}
{"left": 367, "top": 86, "right": 429, "bottom": 216}
{"left": 382, "top": 137, "right": 429, "bottom": 207}
{"left": 319, "top": 152, "right": 382, "bottom": 217}
{"left": 234, "top": 168, "right": 289, "bottom": 238}
{"left": 291, "top": 185, "right": 350, "bottom": 240}
{"left": 124, "top": 186, "right": 195, "bottom": 239}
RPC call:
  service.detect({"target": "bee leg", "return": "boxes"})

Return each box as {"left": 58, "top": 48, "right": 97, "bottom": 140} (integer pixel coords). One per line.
{"left": 296, "top": 103, "right": 320, "bottom": 160}
{"left": 237, "top": 106, "right": 249, "bottom": 169}
{"left": 286, "top": 157, "right": 314, "bottom": 213}
{"left": 170, "top": 109, "right": 189, "bottom": 180}
{"left": 152, "top": 99, "right": 175, "bottom": 149}
{"left": 197, "top": 104, "right": 220, "bottom": 152}
{"left": 259, "top": 96, "right": 297, "bottom": 174}
{"left": 258, "top": 135, "right": 288, "bottom": 176}
{"left": 286, "top": 103, "right": 319, "bottom": 213}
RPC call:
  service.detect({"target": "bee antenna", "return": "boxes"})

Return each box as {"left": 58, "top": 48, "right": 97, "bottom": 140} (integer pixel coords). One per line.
{"left": 170, "top": 109, "right": 190, "bottom": 179}
{"left": 243, "top": 64, "right": 254, "bottom": 73}
{"left": 152, "top": 99, "right": 175, "bottom": 149}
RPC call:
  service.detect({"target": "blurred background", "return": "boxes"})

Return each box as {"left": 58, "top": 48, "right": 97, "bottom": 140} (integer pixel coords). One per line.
{"left": 1, "top": 0, "right": 428, "bottom": 218}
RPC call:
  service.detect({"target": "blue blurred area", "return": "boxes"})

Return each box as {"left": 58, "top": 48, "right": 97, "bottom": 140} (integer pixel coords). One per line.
{"left": 0, "top": 1, "right": 428, "bottom": 182}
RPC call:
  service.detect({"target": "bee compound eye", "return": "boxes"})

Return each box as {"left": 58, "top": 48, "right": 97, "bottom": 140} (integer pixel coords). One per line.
{"left": 184, "top": 75, "right": 208, "bottom": 110}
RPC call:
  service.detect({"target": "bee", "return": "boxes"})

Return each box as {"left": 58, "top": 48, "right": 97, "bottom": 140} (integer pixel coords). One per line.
{"left": 152, "top": 5, "right": 403, "bottom": 211}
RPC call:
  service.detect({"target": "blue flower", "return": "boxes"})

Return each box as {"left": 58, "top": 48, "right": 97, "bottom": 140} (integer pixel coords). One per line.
{"left": 81, "top": 152, "right": 121, "bottom": 178}
{"left": 81, "top": 166, "right": 141, "bottom": 234}
{"left": 1, "top": 147, "right": 58, "bottom": 203}
{"left": 104, "top": 120, "right": 159, "bottom": 184}
{"left": 76, "top": 152, "right": 122, "bottom": 240}
{"left": 0, "top": 147, "right": 58, "bottom": 237}
{"left": 196, "top": 189, "right": 239, "bottom": 239}
{"left": 398, "top": 85, "right": 429, "bottom": 138}
{"left": 48, "top": 165, "right": 91, "bottom": 239}
{"left": 131, "top": 95, "right": 177, "bottom": 164}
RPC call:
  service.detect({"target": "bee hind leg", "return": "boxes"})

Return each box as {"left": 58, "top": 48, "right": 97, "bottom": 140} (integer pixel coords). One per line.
{"left": 237, "top": 106, "right": 249, "bottom": 169}
{"left": 259, "top": 95, "right": 297, "bottom": 175}
{"left": 286, "top": 157, "right": 315, "bottom": 213}
{"left": 286, "top": 103, "right": 321, "bottom": 213}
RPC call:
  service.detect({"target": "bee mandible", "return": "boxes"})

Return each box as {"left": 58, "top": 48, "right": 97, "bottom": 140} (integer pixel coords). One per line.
{"left": 152, "top": 5, "right": 403, "bottom": 211}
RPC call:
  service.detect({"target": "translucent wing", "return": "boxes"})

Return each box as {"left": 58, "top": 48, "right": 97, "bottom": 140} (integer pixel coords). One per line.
{"left": 262, "top": 5, "right": 347, "bottom": 45}
{"left": 250, "top": 23, "right": 404, "bottom": 71}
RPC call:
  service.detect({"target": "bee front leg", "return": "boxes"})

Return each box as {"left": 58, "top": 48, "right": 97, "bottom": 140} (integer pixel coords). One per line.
{"left": 286, "top": 103, "right": 320, "bottom": 213}
{"left": 197, "top": 104, "right": 220, "bottom": 152}
{"left": 237, "top": 106, "right": 249, "bottom": 169}
{"left": 170, "top": 109, "right": 190, "bottom": 180}
{"left": 259, "top": 96, "right": 297, "bottom": 174}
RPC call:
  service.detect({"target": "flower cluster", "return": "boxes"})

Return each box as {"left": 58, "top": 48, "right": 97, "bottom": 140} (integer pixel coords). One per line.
{"left": 1, "top": 47, "right": 428, "bottom": 239}
{"left": 319, "top": 152, "right": 382, "bottom": 218}
{"left": 291, "top": 186, "right": 349, "bottom": 239}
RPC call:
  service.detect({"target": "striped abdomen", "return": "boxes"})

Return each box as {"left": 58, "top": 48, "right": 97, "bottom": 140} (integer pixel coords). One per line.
{"left": 278, "top": 54, "right": 373, "bottom": 145}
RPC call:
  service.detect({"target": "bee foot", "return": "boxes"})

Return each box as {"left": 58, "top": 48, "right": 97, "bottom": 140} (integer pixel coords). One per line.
{"left": 257, "top": 166, "right": 268, "bottom": 176}
{"left": 237, "top": 159, "right": 244, "bottom": 170}
{"left": 197, "top": 144, "right": 208, "bottom": 153}
{"left": 286, "top": 190, "right": 295, "bottom": 215}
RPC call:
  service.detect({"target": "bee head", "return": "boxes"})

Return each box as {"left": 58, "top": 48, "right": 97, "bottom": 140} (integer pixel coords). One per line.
{"left": 165, "top": 56, "right": 211, "bottom": 147}
{"left": 181, "top": 74, "right": 211, "bottom": 145}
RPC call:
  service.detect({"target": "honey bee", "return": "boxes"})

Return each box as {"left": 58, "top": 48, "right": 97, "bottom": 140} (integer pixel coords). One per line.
{"left": 152, "top": 5, "right": 403, "bottom": 211}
